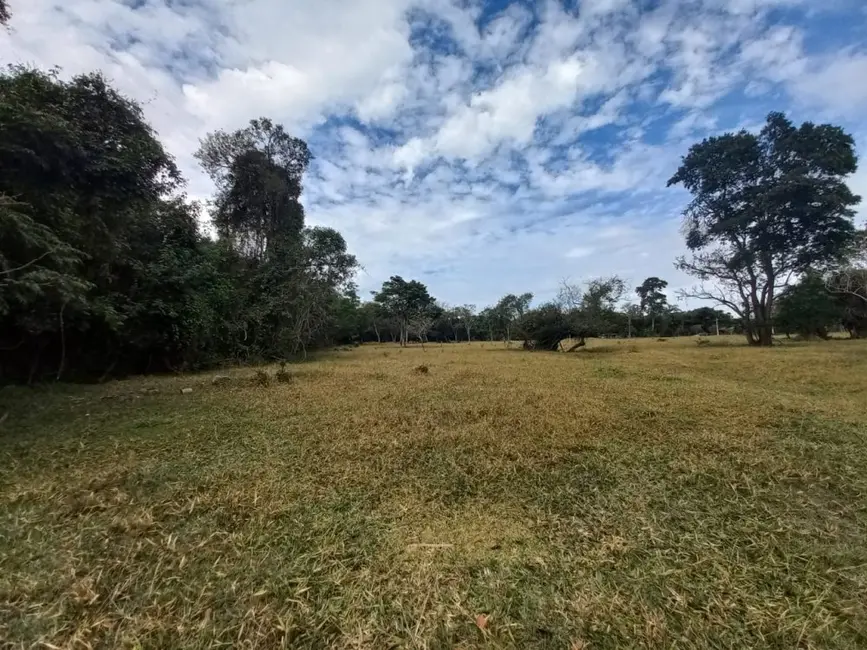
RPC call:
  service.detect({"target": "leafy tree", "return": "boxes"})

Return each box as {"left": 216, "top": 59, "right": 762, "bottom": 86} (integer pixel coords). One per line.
{"left": 373, "top": 276, "right": 435, "bottom": 346}
{"left": 520, "top": 277, "right": 625, "bottom": 350}
{"left": 358, "top": 300, "right": 386, "bottom": 343}
{"left": 453, "top": 304, "right": 476, "bottom": 342}
{"left": 196, "top": 118, "right": 310, "bottom": 261}
{"left": 635, "top": 277, "right": 668, "bottom": 334}
{"left": 0, "top": 65, "right": 358, "bottom": 381}
{"left": 0, "top": 2, "right": 9, "bottom": 25}
{"left": 494, "top": 293, "right": 533, "bottom": 346}
{"left": 669, "top": 112, "right": 861, "bottom": 346}
{"left": 775, "top": 273, "right": 843, "bottom": 339}
{"left": 477, "top": 306, "right": 498, "bottom": 342}
{"left": 0, "top": 66, "right": 187, "bottom": 380}
{"left": 826, "top": 231, "right": 867, "bottom": 337}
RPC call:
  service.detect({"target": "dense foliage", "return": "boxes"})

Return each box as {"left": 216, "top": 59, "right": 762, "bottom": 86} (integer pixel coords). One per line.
{"left": 669, "top": 112, "right": 861, "bottom": 346}
{"left": 0, "top": 67, "right": 356, "bottom": 381}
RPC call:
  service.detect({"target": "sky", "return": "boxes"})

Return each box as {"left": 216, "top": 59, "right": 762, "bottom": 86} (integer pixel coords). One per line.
{"left": 3, "top": 0, "right": 867, "bottom": 308}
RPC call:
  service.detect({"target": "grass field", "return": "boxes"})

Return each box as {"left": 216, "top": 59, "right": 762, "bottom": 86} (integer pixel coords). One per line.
{"left": 2, "top": 337, "right": 867, "bottom": 649}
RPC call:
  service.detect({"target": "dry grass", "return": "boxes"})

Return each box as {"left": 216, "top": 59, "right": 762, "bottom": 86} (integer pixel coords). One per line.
{"left": 2, "top": 336, "right": 867, "bottom": 648}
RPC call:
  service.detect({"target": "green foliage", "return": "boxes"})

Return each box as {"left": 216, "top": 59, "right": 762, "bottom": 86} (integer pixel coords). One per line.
{"left": 373, "top": 276, "right": 435, "bottom": 346}
{"left": 196, "top": 118, "right": 310, "bottom": 261}
{"left": 0, "top": 67, "right": 356, "bottom": 382}
{"left": 670, "top": 112, "right": 861, "bottom": 346}
{"left": 775, "top": 274, "right": 843, "bottom": 339}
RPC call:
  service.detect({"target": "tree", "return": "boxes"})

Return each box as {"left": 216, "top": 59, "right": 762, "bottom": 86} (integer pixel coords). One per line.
{"left": 669, "top": 112, "right": 861, "bottom": 346}
{"left": 373, "top": 276, "right": 435, "bottom": 346}
{"left": 635, "top": 277, "right": 668, "bottom": 334}
{"left": 494, "top": 293, "right": 533, "bottom": 346}
{"left": 775, "top": 273, "right": 843, "bottom": 339}
{"left": 520, "top": 276, "right": 625, "bottom": 351}
{"left": 0, "top": 65, "right": 360, "bottom": 381}
{"left": 453, "top": 304, "right": 476, "bottom": 342}
{"left": 358, "top": 301, "right": 385, "bottom": 343}
{"left": 477, "top": 306, "right": 498, "bottom": 342}
{"left": 825, "top": 231, "right": 867, "bottom": 337}
{"left": 1, "top": 1, "right": 10, "bottom": 25}
{"left": 196, "top": 118, "right": 310, "bottom": 261}
{"left": 0, "top": 66, "right": 186, "bottom": 380}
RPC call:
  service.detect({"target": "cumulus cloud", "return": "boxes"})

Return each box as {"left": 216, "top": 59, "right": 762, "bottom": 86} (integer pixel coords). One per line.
{"left": 2, "top": 0, "right": 866, "bottom": 306}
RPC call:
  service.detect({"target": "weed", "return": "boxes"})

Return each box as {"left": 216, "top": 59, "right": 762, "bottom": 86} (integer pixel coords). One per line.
{"left": 252, "top": 369, "right": 270, "bottom": 386}
{"left": 413, "top": 364, "right": 430, "bottom": 374}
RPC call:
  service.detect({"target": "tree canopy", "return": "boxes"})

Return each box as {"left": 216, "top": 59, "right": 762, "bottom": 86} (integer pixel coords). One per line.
{"left": 373, "top": 276, "right": 435, "bottom": 346}
{"left": 0, "top": 66, "right": 356, "bottom": 381}
{"left": 669, "top": 112, "right": 861, "bottom": 345}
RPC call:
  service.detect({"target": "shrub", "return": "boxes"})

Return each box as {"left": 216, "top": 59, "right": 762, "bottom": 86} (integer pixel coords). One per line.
{"left": 275, "top": 362, "right": 291, "bottom": 384}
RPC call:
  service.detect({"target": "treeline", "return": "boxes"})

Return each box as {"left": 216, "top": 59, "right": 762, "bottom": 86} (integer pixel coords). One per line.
{"left": 3, "top": 61, "right": 867, "bottom": 383}
{"left": 339, "top": 275, "right": 739, "bottom": 347}
{"left": 1, "top": 67, "right": 357, "bottom": 382}
{"left": 339, "top": 267, "right": 866, "bottom": 348}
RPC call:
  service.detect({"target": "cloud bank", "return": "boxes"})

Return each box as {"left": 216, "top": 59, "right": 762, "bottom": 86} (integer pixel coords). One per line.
{"left": 3, "top": 0, "right": 866, "bottom": 305}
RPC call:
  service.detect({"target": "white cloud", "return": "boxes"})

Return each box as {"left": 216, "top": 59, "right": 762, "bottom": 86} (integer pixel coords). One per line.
{"left": 2, "top": 0, "right": 866, "bottom": 307}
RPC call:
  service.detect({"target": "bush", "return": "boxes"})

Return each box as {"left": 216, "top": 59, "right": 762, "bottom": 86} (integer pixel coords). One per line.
{"left": 275, "top": 362, "right": 291, "bottom": 384}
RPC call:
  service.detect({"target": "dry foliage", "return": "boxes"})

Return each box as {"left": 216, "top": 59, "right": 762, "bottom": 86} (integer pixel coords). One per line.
{"left": 2, "top": 337, "right": 867, "bottom": 648}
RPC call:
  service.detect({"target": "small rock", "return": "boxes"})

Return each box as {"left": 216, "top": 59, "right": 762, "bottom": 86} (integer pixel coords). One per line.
{"left": 180, "top": 387, "right": 193, "bottom": 395}
{"left": 211, "top": 375, "right": 231, "bottom": 386}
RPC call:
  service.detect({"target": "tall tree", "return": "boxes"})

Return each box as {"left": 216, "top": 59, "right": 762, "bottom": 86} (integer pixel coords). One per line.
{"left": 635, "top": 276, "right": 668, "bottom": 334}
{"left": 669, "top": 112, "right": 860, "bottom": 346}
{"left": 373, "top": 276, "right": 435, "bottom": 346}
{"left": 0, "top": 1, "right": 10, "bottom": 25}
{"left": 0, "top": 66, "right": 186, "bottom": 380}
{"left": 494, "top": 293, "right": 533, "bottom": 346}
{"left": 453, "top": 304, "right": 476, "bottom": 342}
{"left": 196, "top": 118, "right": 310, "bottom": 261}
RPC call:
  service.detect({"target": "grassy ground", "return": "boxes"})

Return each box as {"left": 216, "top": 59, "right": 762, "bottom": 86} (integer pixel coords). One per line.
{"left": 2, "top": 337, "right": 867, "bottom": 649}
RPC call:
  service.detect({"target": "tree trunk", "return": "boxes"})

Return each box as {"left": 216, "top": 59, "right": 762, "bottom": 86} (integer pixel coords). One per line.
{"left": 746, "top": 321, "right": 774, "bottom": 346}
{"left": 373, "top": 321, "right": 381, "bottom": 343}
{"left": 564, "top": 337, "right": 586, "bottom": 352}
{"left": 651, "top": 314, "right": 655, "bottom": 335}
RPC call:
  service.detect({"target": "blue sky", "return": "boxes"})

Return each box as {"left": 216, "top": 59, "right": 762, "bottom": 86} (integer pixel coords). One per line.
{"left": 3, "top": 0, "right": 867, "bottom": 308}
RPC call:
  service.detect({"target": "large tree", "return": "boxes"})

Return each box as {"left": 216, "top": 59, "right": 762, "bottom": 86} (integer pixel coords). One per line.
{"left": 669, "top": 112, "right": 860, "bottom": 346}
{"left": 0, "top": 1, "right": 9, "bottom": 25}
{"left": 196, "top": 118, "right": 310, "bottom": 261}
{"left": 635, "top": 276, "right": 668, "bottom": 334}
{"left": 0, "top": 66, "right": 189, "bottom": 380}
{"left": 494, "top": 293, "right": 533, "bottom": 346}
{"left": 373, "top": 276, "right": 435, "bottom": 346}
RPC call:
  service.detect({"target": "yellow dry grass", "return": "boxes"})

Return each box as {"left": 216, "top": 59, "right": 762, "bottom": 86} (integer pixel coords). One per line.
{"left": 2, "top": 336, "right": 867, "bottom": 648}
